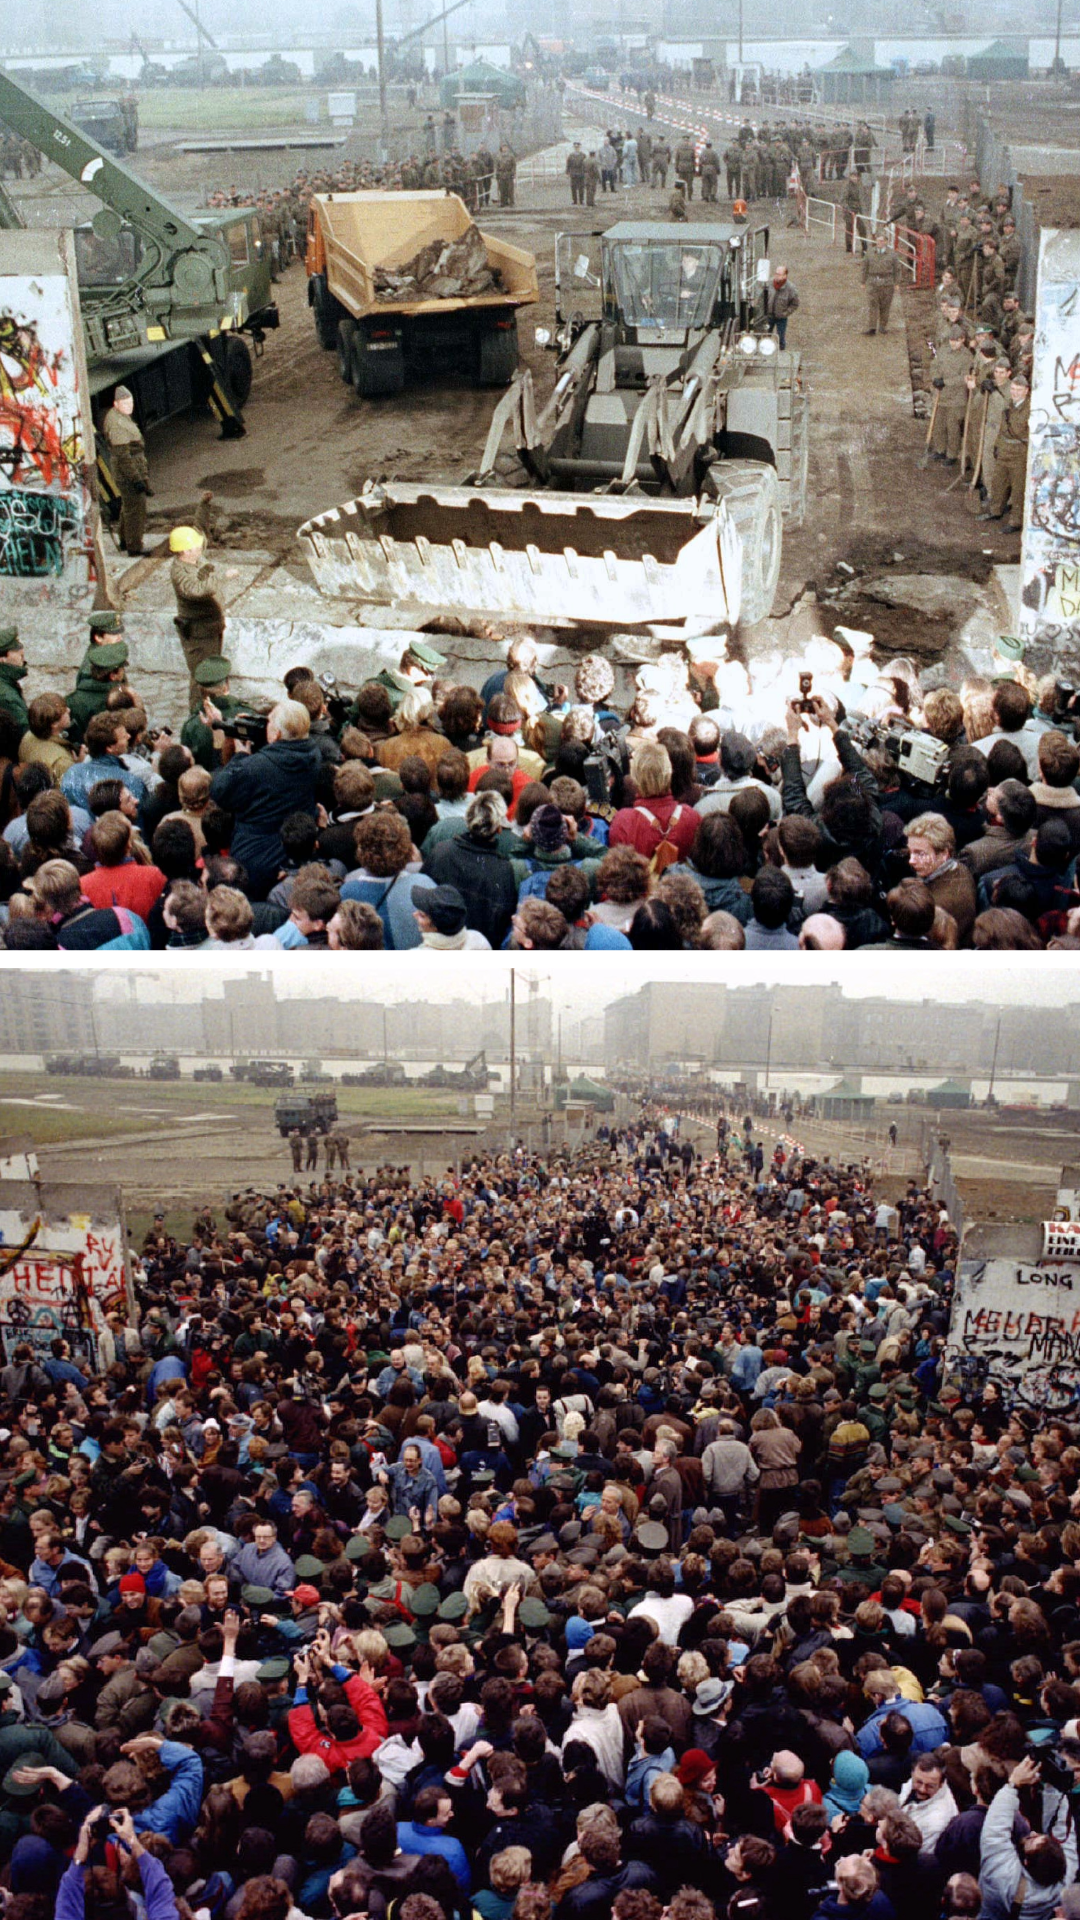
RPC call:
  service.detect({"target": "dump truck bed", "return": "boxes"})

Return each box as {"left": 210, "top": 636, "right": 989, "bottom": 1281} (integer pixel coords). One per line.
{"left": 312, "top": 190, "right": 538, "bottom": 320}
{"left": 298, "top": 481, "right": 742, "bottom": 630}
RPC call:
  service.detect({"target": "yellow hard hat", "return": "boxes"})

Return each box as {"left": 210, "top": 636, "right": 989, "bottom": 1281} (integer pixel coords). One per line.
{"left": 169, "top": 526, "right": 204, "bottom": 554}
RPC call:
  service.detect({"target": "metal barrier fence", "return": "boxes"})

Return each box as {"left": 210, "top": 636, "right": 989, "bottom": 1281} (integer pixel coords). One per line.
{"left": 972, "top": 113, "right": 1037, "bottom": 311}
{"left": 798, "top": 189, "right": 933, "bottom": 284}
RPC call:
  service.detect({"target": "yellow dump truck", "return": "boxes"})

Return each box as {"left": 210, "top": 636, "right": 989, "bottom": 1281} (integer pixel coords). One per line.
{"left": 306, "top": 189, "right": 538, "bottom": 396}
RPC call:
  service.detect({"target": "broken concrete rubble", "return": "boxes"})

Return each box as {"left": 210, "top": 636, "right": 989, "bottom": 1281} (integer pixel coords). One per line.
{"left": 374, "top": 223, "right": 503, "bottom": 301}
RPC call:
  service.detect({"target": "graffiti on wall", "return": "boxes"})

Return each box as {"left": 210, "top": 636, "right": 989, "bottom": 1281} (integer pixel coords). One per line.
{"left": 0, "top": 276, "right": 87, "bottom": 579}
{"left": 1020, "top": 241, "right": 1080, "bottom": 655}
{"left": 0, "top": 1211, "right": 128, "bottom": 1367}
{"left": 946, "top": 1254, "right": 1080, "bottom": 1411}
{"left": 0, "top": 489, "right": 84, "bottom": 577}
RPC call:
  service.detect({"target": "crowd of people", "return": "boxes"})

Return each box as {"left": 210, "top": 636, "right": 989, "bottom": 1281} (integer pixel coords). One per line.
{"left": 0, "top": 1112, "right": 1075, "bottom": 1920}
{"left": 0, "top": 602, "right": 1078, "bottom": 953}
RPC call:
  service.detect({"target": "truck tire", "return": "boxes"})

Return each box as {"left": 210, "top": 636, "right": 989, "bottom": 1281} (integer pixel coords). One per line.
{"left": 705, "top": 459, "right": 782, "bottom": 627}
{"left": 224, "top": 334, "right": 253, "bottom": 407}
{"left": 337, "top": 316, "right": 356, "bottom": 385}
{"left": 476, "top": 318, "right": 519, "bottom": 387}
{"left": 310, "top": 272, "right": 341, "bottom": 350}
{"left": 352, "top": 334, "right": 405, "bottom": 397}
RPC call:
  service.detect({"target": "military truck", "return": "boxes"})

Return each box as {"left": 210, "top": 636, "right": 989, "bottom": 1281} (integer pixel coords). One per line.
{"left": 306, "top": 190, "right": 538, "bottom": 396}
{"left": 249, "top": 1061, "right": 295, "bottom": 1087}
{"left": 299, "top": 221, "right": 807, "bottom": 632}
{"left": 71, "top": 97, "right": 137, "bottom": 155}
{"left": 275, "top": 1091, "right": 339, "bottom": 1137}
{"left": 340, "top": 1063, "right": 407, "bottom": 1087}
{"left": 0, "top": 70, "right": 279, "bottom": 504}
{"left": 148, "top": 1054, "right": 181, "bottom": 1080}
{"left": 420, "top": 1051, "right": 490, "bottom": 1090}
{"left": 193, "top": 1065, "right": 224, "bottom": 1081}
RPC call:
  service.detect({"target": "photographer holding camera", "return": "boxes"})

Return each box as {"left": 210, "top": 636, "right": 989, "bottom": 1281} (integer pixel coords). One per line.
{"left": 58, "top": 1804, "right": 179, "bottom": 1920}
{"left": 209, "top": 699, "right": 321, "bottom": 900}
{"left": 979, "top": 1755, "right": 1078, "bottom": 1920}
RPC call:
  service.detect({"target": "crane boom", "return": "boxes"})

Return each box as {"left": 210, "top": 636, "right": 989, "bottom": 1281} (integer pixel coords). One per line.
{"left": 0, "top": 179, "right": 24, "bottom": 229}
{"left": 174, "top": 0, "right": 220, "bottom": 47}
{"left": 0, "top": 68, "right": 233, "bottom": 343}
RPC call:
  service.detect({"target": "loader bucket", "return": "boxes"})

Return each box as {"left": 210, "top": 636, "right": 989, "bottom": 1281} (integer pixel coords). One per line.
{"left": 298, "top": 482, "right": 737, "bottom": 631}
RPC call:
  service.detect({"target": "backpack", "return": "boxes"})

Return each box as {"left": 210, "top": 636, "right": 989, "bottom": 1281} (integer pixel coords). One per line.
{"left": 635, "top": 803, "right": 684, "bottom": 879}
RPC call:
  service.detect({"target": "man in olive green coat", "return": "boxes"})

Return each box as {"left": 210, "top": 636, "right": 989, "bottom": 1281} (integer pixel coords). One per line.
{"left": 0, "top": 629, "right": 30, "bottom": 738}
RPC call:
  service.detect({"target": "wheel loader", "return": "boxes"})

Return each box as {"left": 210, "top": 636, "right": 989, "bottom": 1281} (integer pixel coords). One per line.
{"left": 299, "top": 220, "right": 808, "bottom": 638}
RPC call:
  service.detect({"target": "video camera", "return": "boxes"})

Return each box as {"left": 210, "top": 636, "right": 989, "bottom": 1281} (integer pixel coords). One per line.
{"left": 219, "top": 711, "right": 270, "bottom": 748}
{"left": 1052, "top": 680, "right": 1079, "bottom": 738}
{"left": 846, "top": 713, "right": 950, "bottom": 789}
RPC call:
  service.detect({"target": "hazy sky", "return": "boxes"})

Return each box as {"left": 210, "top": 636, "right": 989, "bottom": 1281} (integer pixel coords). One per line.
{"left": 0, "top": 954, "right": 1076, "bottom": 1021}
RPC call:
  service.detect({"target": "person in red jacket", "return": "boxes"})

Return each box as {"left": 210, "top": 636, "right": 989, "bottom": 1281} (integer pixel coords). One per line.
{"left": 81, "top": 810, "right": 166, "bottom": 919}
{"left": 288, "top": 1643, "right": 388, "bottom": 1772}
{"left": 608, "top": 742, "right": 700, "bottom": 869}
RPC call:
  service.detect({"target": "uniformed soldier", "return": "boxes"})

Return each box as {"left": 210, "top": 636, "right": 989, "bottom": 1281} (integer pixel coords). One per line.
{"left": 476, "top": 144, "right": 494, "bottom": 207}
{"left": 495, "top": 145, "right": 516, "bottom": 207}
{"left": 1000, "top": 216, "right": 1021, "bottom": 290}
{"left": 952, "top": 214, "right": 978, "bottom": 307}
{"left": 669, "top": 180, "right": 688, "bottom": 222}
{"left": 290, "top": 1129, "right": 304, "bottom": 1173}
{"left": 978, "top": 372, "right": 1030, "bottom": 531}
{"left": 861, "top": 230, "right": 904, "bottom": 334}
{"left": 973, "top": 356, "right": 1011, "bottom": 502}
{"left": 170, "top": 526, "right": 227, "bottom": 703}
{"left": 699, "top": 142, "right": 720, "bottom": 203}
{"left": 68, "top": 615, "right": 130, "bottom": 743}
{"left": 674, "top": 138, "right": 697, "bottom": 200}
{"left": 650, "top": 140, "right": 670, "bottom": 188}
{"left": 305, "top": 1130, "right": 319, "bottom": 1172}
{"left": 335, "top": 1130, "right": 351, "bottom": 1172}
{"left": 374, "top": 638, "right": 447, "bottom": 714}
{"left": 180, "top": 656, "right": 245, "bottom": 771}
{"left": 929, "top": 325, "right": 974, "bottom": 464}
{"left": 583, "top": 151, "right": 600, "bottom": 207}
{"left": 101, "top": 385, "right": 152, "bottom": 557}
{"left": 566, "top": 141, "right": 586, "bottom": 206}
{"left": 843, "top": 171, "right": 866, "bottom": 256}
{"left": 977, "top": 238, "right": 1006, "bottom": 331}
{"left": 724, "top": 142, "right": 741, "bottom": 198}
{"left": 0, "top": 628, "right": 30, "bottom": 737}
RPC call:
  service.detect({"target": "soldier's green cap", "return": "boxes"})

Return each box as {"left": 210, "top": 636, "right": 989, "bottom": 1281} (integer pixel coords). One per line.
{"left": 518, "top": 1597, "right": 552, "bottom": 1630}
{"left": 3, "top": 1752, "right": 49, "bottom": 1795}
{"left": 383, "top": 1622, "right": 417, "bottom": 1651}
{"left": 868, "top": 1383, "right": 889, "bottom": 1402}
{"left": 384, "top": 1516, "right": 412, "bottom": 1542}
{"left": 847, "top": 1526, "right": 876, "bottom": 1555}
{"left": 883, "top": 1504, "right": 907, "bottom": 1527}
{"left": 88, "top": 641, "right": 129, "bottom": 669}
{"left": 13, "top": 1471, "right": 36, "bottom": 1490}
{"left": 241, "top": 1584, "right": 277, "bottom": 1607}
{"left": 437, "top": 1591, "right": 469, "bottom": 1622}
{"left": 472, "top": 1469, "right": 495, "bottom": 1487}
{"left": 147, "top": 1631, "right": 180, "bottom": 1661}
{"left": 345, "top": 1533, "right": 372, "bottom": 1562}
{"left": 293, "top": 1555, "right": 326, "bottom": 1580}
{"left": 1016, "top": 1464, "right": 1042, "bottom": 1483}
{"left": 0, "top": 627, "right": 19, "bottom": 654}
{"left": 943, "top": 1513, "right": 972, "bottom": 1536}
{"left": 410, "top": 1583, "right": 441, "bottom": 1617}
{"left": 256, "top": 1656, "right": 292, "bottom": 1682}
{"left": 194, "top": 656, "right": 231, "bottom": 687}
{"left": 635, "top": 1521, "right": 669, "bottom": 1554}
{"left": 404, "top": 641, "right": 446, "bottom": 670}
{"left": 88, "top": 610, "right": 124, "bottom": 634}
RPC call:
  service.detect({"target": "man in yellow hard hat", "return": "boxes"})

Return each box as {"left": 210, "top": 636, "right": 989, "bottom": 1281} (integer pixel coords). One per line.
{"left": 170, "top": 526, "right": 226, "bottom": 703}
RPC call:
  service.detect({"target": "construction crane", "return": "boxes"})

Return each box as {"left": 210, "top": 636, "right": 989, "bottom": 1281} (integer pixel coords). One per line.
{"left": 0, "top": 68, "right": 278, "bottom": 492}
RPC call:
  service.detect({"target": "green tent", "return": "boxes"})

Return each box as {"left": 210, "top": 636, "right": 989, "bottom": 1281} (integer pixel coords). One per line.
{"left": 966, "top": 39, "right": 1028, "bottom": 79}
{"left": 440, "top": 61, "right": 526, "bottom": 108}
{"left": 555, "top": 1075, "right": 615, "bottom": 1112}
{"left": 815, "top": 46, "right": 895, "bottom": 105}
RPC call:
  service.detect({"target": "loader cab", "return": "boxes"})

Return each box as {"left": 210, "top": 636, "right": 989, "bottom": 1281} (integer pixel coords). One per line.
{"left": 599, "top": 222, "right": 769, "bottom": 343}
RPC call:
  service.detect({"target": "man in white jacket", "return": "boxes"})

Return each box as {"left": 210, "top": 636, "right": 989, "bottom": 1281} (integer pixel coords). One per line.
{"left": 899, "top": 1753, "right": 958, "bottom": 1857}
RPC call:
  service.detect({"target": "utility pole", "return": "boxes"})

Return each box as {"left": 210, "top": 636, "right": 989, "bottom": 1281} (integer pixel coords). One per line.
{"left": 987, "top": 1013, "right": 1002, "bottom": 1106}
{"left": 509, "top": 969, "right": 516, "bottom": 1137}
{"left": 382, "top": 1005, "right": 389, "bottom": 1075}
{"left": 738, "top": 0, "right": 744, "bottom": 71}
{"left": 764, "top": 1000, "right": 774, "bottom": 1091}
{"left": 1055, "top": 0, "right": 1065, "bottom": 72}
{"left": 376, "top": 0, "right": 390, "bottom": 165}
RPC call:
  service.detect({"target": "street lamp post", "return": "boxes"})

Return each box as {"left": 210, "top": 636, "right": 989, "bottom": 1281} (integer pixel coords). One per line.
{"left": 376, "top": 0, "right": 391, "bottom": 164}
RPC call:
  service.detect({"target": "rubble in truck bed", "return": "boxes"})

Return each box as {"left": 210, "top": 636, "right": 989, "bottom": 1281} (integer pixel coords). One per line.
{"left": 373, "top": 223, "right": 504, "bottom": 302}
